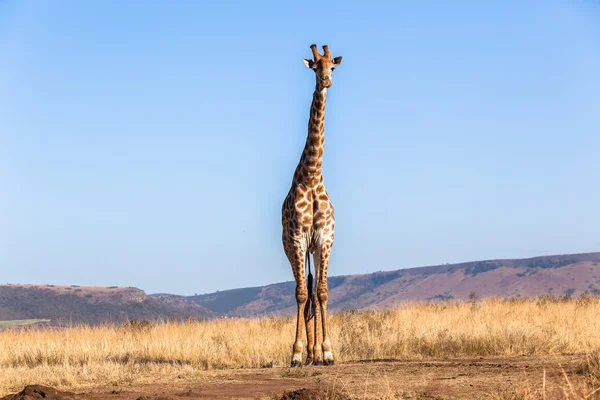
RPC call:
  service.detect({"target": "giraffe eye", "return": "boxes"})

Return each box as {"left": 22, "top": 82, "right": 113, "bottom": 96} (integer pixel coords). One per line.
{"left": 331, "top": 67, "right": 335, "bottom": 72}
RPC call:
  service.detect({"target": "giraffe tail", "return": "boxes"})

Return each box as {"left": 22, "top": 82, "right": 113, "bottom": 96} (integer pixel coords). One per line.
{"left": 306, "top": 251, "right": 314, "bottom": 319}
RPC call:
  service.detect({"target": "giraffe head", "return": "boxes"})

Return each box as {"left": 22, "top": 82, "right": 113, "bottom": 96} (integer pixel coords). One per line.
{"left": 303, "top": 44, "right": 342, "bottom": 89}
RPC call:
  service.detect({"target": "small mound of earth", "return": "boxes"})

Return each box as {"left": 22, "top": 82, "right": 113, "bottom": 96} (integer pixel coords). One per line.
{"left": 1, "top": 385, "right": 74, "bottom": 400}
{"left": 136, "top": 397, "right": 174, "bottom": 400}
{"left": 278, "top": 388, "right": 351, "bottom": 400}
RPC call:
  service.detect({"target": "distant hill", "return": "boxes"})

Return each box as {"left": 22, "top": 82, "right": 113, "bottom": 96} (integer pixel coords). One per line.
{"left": 2, "top": 252, "right": 599, "bottom": 324}
{"left": 186, "top": 252, "right": 600, "bottom": 317}
{"left": 0, "top": 285, "right": 212, "bottom": 325}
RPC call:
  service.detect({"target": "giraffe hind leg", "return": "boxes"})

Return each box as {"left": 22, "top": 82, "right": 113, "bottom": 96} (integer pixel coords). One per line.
{"left": 312, "top": 249, "right": 324, "bottom": 365}
{"left": 304, "top": 296, "right": 315, "bottom": 365}
{"left": 304, "top": 252, "right": 315, "bottom": 365}
{"left": 317, "top": 243, "right": 334, "bottom": 366}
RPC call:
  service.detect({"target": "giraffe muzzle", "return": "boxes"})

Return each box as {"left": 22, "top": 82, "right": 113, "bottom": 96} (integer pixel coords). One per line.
{"left": 320, "top": 77, "right": 332, "bottom": 88}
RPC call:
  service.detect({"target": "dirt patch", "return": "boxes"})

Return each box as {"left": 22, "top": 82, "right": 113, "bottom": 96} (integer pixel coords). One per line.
{"left": 1, "top": 385, "right": 75, "bottom": 400}
{"left": 278, "top": 388, "right": 351, "bottom": 400}
{"left": 0, "top": 355, "right": 594, "bottom": 399}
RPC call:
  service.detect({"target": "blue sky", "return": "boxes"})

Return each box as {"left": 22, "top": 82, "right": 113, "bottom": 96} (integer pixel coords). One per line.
{"left": 1, "top": 1, "right": 599, "bottom": 295}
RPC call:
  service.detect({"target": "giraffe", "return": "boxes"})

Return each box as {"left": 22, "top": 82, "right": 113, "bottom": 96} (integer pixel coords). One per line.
{"left": 282, "top": 44, "right": 342, "bottom": 367}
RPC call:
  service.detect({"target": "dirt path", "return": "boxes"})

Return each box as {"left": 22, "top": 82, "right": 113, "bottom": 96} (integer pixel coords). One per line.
{"left": 2, "top": 355, "right": 589, "bottom": 399}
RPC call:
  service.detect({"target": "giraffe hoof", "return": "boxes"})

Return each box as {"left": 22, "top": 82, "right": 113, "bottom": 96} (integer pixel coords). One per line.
{"left": 324, "top": 359, "right": 335, "bottom": 366}
{"left": 313, "top": 360, "right": 323, "bottom": 366}
{"left": 290, "top": 360, "right": 302, "bottom": 368}
{"left": 305, "top": 358, "right": 314, "bottom": 366}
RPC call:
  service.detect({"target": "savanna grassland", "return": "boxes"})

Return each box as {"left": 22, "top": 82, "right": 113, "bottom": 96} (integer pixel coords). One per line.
{"left": 2, "top": 296, "right": 600, "bottom": 399}
{"left": 0, "top": 319, "right": 50, "bottom": 329}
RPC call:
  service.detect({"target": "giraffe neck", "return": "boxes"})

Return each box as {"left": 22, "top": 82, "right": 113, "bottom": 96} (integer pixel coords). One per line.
{"left": 294, "top": 85, "right": 327, "bottom": 185}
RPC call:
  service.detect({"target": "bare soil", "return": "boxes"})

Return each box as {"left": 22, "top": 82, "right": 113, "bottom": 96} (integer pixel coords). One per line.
{"left": 1, "top": 355, "right": 588, "bottom": 399}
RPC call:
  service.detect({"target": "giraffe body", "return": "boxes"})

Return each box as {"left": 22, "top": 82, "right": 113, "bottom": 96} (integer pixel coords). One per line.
{"left": 282, "top": 44, "right": 342, "bottom": 367}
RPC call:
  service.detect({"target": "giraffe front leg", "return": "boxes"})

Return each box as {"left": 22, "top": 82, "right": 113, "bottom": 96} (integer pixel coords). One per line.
{"left": 290, "top": 249, "right": 308, "bottom": 367}
{"left": 291, "top": 290, "right": 308, "bottom": 368}
{"left": 318, "top": 245, "right": 334, "bottom": 366}
{"left": 283, "top": 239, "right": 309, "bottom": 368}
{"left": 291, "top": 276, "right": 308, "bottom": 368}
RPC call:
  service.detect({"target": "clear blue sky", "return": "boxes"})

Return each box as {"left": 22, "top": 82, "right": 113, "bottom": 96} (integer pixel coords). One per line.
{"left": 1, "top": 1, "right": 599, "bottom": 295}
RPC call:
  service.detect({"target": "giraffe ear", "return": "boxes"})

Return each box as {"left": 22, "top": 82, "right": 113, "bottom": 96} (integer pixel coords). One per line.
{"left": 332, "top": 56, "right": 342, "bottom": 67}
{"left": 303, "top": 58, "right": 316, "bottom": 69}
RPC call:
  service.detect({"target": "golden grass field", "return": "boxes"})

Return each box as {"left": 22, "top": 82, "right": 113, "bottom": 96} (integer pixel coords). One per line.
{"left": 2, "top": 296, "right": 600, "bottom": 398}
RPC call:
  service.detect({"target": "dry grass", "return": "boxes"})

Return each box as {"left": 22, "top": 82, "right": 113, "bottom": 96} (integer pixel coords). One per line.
{"left": 1, "top": 296, "right": 600, "bottom": 396}
{"left": 489, "top": 366, "right": 600, "bottom": 400}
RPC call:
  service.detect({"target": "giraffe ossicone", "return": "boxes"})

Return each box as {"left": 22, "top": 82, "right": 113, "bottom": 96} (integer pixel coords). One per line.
{"left": 281, "top": 44, "right": 342, "bottom": 367}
